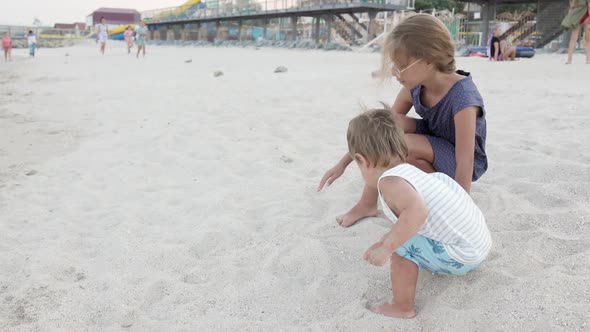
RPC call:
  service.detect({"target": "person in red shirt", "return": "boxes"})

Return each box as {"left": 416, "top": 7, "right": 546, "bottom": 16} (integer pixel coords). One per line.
{"left": 2, "top": 32, "right": 12, "bottom": 62}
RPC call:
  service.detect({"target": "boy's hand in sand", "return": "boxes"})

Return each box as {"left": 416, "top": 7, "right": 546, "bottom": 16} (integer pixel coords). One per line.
{"left": 363, "top": 242, "right": 392, "bottom": 266}
{"left": 317, "top": 163, "right": 346, "bottom": 191}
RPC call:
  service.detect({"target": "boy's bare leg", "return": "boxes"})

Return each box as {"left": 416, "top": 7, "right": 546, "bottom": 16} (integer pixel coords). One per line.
{"left": 336, "top": 184, "right": 378, "bottom": 228}
{"left": 368, "top": 253, "right": 418, "bottom": 318}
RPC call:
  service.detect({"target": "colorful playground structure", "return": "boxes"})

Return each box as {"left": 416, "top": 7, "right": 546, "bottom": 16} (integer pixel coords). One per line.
{"left": 151, "top": 0, "right": 206, "bottom": 21}
{"left": 108, "top": 25, "right": 136, "bottom": 40}
{"left": 103, "top": 0, "right": 205, "bottom": 40}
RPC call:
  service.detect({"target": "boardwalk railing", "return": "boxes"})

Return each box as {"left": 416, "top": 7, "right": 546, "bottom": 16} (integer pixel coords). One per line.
{"left": 142, "top": 0, "right": 410, "bottom": 23}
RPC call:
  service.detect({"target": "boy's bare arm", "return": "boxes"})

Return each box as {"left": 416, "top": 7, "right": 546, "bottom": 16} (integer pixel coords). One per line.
{"left": 364, "top": 177, "right": 428, "bottom": 266}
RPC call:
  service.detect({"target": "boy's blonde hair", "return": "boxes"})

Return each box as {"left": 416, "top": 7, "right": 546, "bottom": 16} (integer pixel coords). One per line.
{"left": 347, "top": 107, "right": 408, "bottom": 167}
{"left": 381, "top": 13, "right": 456, "bottom": 77}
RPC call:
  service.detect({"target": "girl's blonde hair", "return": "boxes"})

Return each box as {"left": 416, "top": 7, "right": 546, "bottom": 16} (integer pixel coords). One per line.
{"left": 381, "top": 13, "right": 456, "bottom": 79}
{"left": 347, "top": 106, "right": 408, "bottom": 167}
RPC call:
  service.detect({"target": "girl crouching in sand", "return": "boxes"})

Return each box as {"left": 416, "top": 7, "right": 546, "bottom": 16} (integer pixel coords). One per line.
{"left": 318, "top": 14, "right": 488, "bottom": 228}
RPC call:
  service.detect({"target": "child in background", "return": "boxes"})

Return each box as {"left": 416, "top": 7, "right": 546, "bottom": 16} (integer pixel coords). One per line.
{"left": 97, "top": 17, "right": 108, "bottom": 55}
{"left": 27, "top": 30, "right": 37, "bottom": 57}
{"left": 135, "top": 21, "right": 148, "bottom": 59}
{"left": 124, "top": 26, "right": 134, "bottom": 54}
{"left": 2, "top": 32, "right": 12, "bottom": 61}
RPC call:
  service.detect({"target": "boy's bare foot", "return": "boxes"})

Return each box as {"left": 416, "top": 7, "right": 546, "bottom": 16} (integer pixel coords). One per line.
{"left": 336, "top": 203, "right": 378, "bottom": 228}
{"left": 368, "top": 302, "right": 416, "bottom": 319}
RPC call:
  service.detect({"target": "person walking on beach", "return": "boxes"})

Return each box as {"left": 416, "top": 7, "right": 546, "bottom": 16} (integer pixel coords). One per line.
{"left": 318, "top": 14, "right": 488, "bottom": 228}
{"left": 2, "top": 32, "right": 12, "bottom": 61}
{"left": 346, "top": 108, "right": 491, "bottom": 318}
{"left": 135, "top": 21, "right": 148, "bottom": 59}
{"left": 97, "top": 17, "right": 108, "bottom": 55}
{"left": 27, "top": 30, "right": 37, "bottom": 57}
{"left": 124, "top": 26, "right": 134, "bottom": 54}
{"left": 562, "top": 0, "right": 590, "bottom": 64}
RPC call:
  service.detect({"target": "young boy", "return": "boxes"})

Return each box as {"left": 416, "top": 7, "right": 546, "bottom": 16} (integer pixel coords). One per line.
{"left": 347, "top": 108, "right": 492, "bottom": 318}
{"left": 27, "top": 30, "right": 37, "bottom": 57}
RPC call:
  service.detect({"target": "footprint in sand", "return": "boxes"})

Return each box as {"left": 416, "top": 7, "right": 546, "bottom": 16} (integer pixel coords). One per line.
{"left": 120, "top": 310, "right": 137, "bottom": 328}
{"left": 61, "top": 267, "right": 86, "bottom": 282}
{"left": 261, "top": 240, "right": 329, "bottom": 287}
{"left": 188, "top": 232, "right": 224, "bottom": 259}
{"left": 144, "top": 280, "right": 170, "bottom": 305}
{"left": 527, "top": 234, "right": 589, "bottom": 262}
{"left": 509, "top": 182, "right": 573, "bottom": 210}
{"left": 182, "top": 272, "right": 208, "bottom": 285}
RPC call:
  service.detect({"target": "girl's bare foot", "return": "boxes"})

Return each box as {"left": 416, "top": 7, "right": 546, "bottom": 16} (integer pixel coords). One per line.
{"left": 368, "top": 302, "right": 416, "bottom": 319}
{"left": 336, "top": 203, "right": 378, "bottom": 228}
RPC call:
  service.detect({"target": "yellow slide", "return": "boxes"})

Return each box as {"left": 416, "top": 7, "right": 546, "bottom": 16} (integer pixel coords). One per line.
{"left": 109, "top": 25, "right": 136, "bottom": 36}
{"left": 108, "top": 25, "right": 137, "bottom": 40}
{"left": 154, "top": 0, "right": 202, "bottom": 20}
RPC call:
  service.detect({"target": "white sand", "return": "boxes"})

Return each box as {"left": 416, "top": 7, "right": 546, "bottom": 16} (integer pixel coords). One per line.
{"left": 1, "top": 41, "right": 589, "bottom": 331}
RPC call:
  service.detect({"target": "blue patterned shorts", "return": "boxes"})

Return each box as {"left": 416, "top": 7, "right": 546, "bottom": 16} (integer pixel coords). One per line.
{"left": 396, "top": 234, "right": 480, "bottom": 275}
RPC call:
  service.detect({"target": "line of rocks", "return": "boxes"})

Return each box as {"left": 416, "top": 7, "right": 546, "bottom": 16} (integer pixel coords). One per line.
{"left": 148, "top": 39, "right": 353, "bottom": 51}
{"left": 9, "top": 39, "right": 76, "bottom": 49}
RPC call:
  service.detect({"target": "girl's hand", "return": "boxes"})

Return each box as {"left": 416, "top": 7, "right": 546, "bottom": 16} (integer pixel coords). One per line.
{"left": 317, "top": 163, "right": 346, "bottom": 192}
{"left": 363, "top": 242, "right": 392, "bottom": 266}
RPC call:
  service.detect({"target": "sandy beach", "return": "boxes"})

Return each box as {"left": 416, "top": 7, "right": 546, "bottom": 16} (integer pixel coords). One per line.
{"left": 1, "top": 41, "right": 589, "bottom": 331}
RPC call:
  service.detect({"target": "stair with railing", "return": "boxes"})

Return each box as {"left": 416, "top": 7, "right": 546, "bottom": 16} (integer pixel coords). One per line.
{"left": 500, "top": 12, "right": 535, "bottom": 41}
{"left": 333, "top": 14, "right": 364, "bottom": 45}
{"left": 511, "top": 21, "right": 537, "bottom": 46}
{"left": 498, "top": 1, "right": 568, "bottom": 48}
{"left": 533, "top": 0, "right": 569, "bottom": 48}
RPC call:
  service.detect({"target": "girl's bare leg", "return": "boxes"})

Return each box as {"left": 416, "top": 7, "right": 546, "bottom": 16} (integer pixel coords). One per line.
{"left": 567, "top": 26, "right": 581, "bottom": 64}
{"left": 584, "top": 22, "right": 590, "bottom": 63}
{"left": 405, "top": 134, "right": 435, "bottom": 173}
